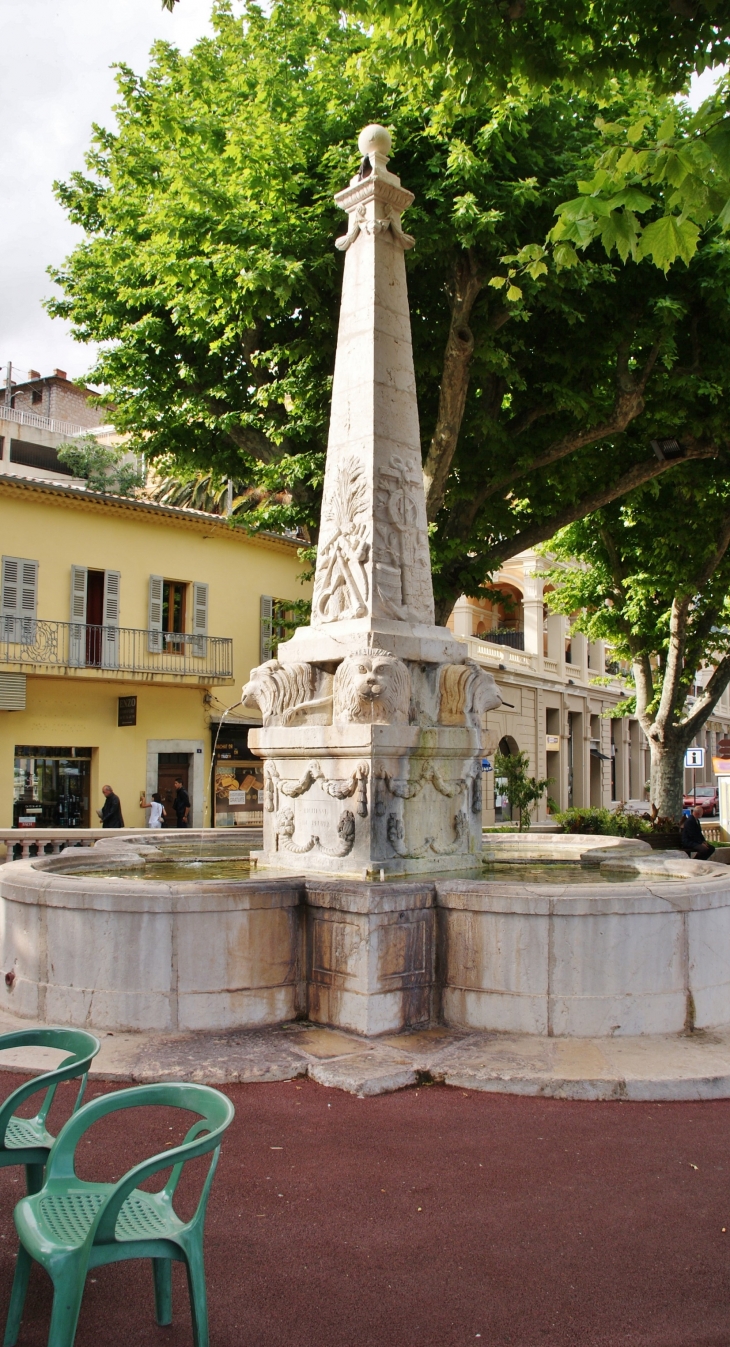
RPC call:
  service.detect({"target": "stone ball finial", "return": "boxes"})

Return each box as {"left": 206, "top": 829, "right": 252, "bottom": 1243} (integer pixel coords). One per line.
{"left": 358, "top": 124, "right": 391, "bottom": 160}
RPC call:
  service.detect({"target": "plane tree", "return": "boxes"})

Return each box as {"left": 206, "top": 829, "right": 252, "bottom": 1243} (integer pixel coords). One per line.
{"left": 542, "top": 462, "right": 730, "bottom": 821}
{"left": 50, "top": 1, "right": 730, "bottom": 616}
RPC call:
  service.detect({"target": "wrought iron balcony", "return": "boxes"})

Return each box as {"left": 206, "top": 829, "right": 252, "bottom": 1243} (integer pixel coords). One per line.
{"left": 0, "top": 618, "right": 233, "bottom": 680}
{"left": 474, "top": 628, "right": 525, "bottom": 651}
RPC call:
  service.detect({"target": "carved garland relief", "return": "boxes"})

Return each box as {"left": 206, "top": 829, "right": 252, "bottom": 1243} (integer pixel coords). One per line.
{"left": 335, "top": 203, "right": 415, "bottom": 253}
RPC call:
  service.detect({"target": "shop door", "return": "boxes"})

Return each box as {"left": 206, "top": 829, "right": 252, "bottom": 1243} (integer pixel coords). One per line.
{"left": 157, "top": 758, "right": 189, "bottom": 826}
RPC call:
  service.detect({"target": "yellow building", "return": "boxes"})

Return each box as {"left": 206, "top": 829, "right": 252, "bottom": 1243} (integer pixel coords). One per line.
{"left": 0, "top": 473, "right": 309, "bottom": 830}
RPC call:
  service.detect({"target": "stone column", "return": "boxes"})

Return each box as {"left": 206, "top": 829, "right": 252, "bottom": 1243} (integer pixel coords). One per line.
{"left": 522, "top": 573, "right": 544, "bottom": 671}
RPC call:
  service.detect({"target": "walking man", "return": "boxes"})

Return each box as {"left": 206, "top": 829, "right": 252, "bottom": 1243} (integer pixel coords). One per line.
{"left": 173, "top": 777, "right": 190, "bottom": 829}
{"left": 680, "top": 805, "right": 715, "bottom": 860}
{"left": 97, "top": 784, "right": 124, "bottom": 829}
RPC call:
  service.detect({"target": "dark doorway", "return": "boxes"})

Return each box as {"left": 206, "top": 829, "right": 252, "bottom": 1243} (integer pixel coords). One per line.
{"left": 157, "top": 753, "right": 190, "bottom": 826}
{"left": 85, "top": 570, "right": 105, "bottom": 666}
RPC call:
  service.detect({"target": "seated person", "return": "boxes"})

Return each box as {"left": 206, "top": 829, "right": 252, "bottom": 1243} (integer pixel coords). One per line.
{"left": 680, "top": 805, "right": 715, "bottom": 860}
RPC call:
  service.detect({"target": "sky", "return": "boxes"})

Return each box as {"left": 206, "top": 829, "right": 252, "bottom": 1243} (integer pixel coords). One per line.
{"left": 0, "top": 4, "right": 725, "bottom": 390}
{"left": 0, "top": 0, "right": 214, "bottom": 387}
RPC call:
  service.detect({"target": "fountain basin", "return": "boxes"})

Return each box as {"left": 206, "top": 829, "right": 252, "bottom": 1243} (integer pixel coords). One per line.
{"left": 0, "top": 837, "right": 302, "bottom": 1032}
{"left": 1, "top": 832, "right": 729, "bottom": 1039}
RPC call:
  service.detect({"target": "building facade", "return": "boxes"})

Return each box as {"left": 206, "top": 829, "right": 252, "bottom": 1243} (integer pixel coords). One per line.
{"left": 449, "top": 552, "right": 730, "bottom": 823}
{"left": 0, "top": 473, "right": 309, "bottom": 831}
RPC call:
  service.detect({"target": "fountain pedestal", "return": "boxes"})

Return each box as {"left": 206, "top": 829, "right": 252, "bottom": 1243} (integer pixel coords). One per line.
{"left": 244, "top": 125, "right": 500, "bottom": 877}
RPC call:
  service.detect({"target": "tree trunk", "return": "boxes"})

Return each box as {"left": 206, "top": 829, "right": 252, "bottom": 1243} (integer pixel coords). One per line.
{"left": 422, "top": 252, "right": 482, "bottom": 522}
{"left": 647, "top": 733, "right": 688, "bottom": 822}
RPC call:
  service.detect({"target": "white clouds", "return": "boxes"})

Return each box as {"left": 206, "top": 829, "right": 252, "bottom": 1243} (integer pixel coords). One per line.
{"left": 0, "top": 0, "right": 213, "bottom": 383}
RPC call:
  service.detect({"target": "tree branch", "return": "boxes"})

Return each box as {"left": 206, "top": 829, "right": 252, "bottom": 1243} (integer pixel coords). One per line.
{"left": 464, "top": 339, "right": 664, "bottom": 515}
{"left": 681, "top": 653, "right": 730, "bottom": 740}
{"left": 483, "top": 439, "right": 717, "bottom": 571}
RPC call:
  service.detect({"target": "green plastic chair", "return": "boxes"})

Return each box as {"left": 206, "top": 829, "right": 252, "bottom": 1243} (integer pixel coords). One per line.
{"left": 0, "top": 1029, "right": 100, "bottom": 1196}
{"left": 3, "top": 1081, "right": 235, "bottom": 1347}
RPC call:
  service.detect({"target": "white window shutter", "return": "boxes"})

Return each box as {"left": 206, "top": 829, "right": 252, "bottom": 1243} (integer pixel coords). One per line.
{"left": 19, "top": 560, "right": 37, "bottom": 616}
{"left": 1, "top": 557, "right": 19, "bottom": 619}
{"left": 260, "top": 595, "right": 273, "bottom": 663}
{"left": 69, "top": 565, "right": 88, "bottom": 666}
{"left": 70, "top": 566, "right": 87, "bottom": 621}
{"left": 102, "top": 570, "right": 121, "bottom": 668}
{"left": 192, "top": 581, "right": 208, "bottom": 657}
{"left": 148, "top": 575, "right": 164, "bottom": 653}
{"left": 2, "top": 556, "right": 37, "bottom": 643}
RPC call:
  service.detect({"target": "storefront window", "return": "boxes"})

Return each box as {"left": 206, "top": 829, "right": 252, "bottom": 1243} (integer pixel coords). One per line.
{"left": 211, "top": 726, "right": 263, "bottom": 827}
{"left": 13, "top": 746, "right": 92, "bottom": 828}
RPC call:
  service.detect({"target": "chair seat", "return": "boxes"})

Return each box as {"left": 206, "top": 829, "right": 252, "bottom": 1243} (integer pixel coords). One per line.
{"left": 3, "top": 1116, "right": 52, "bottom": 1153}
{"left": 27, "top": 1185, "right": 180, "bottom": 1250}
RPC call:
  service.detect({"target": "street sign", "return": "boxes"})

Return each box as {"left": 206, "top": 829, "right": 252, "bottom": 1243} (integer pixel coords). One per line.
{"left": 685, "top": 747, "right": 705, "bottom": 769}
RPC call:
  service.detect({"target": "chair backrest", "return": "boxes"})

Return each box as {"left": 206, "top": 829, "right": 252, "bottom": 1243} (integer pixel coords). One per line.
{"left": 44, "top": 1081, "right": 235, "bottom": 1247}
{"left": 0, "top": 1028, "right": 100, "bottom": 1145}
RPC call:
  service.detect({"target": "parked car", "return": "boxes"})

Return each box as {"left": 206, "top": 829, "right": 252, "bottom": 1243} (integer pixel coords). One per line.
{"left": 682, "top": 784, "right": 719, "bottom": 816}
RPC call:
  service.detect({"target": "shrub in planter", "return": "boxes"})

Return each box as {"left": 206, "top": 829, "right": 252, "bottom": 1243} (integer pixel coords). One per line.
{"left": 554, "top": 807, "right": 651, "bottom": 837}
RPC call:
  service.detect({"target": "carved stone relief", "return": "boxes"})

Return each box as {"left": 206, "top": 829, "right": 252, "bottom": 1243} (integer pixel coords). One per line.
{"left": 373, "top": 454, "right": 433, "bottom": 623}
{"left": 335, "top": 203, "right": 415, "bottom": 253}
{"left": 312, "top": 457, "right": 370, "bottom": 624}
{"left": 274, "top": 804, "right": 356, "bottom": 858}
{"left": 386, "top": 808, "right": 467, "bottom": 859}
{"left": 333, "top": 651, "right": 410, "bottom": 725}
{"left": 439, "top": 660, "right": 502, "bottom": 727}
{"left": 265, "top": 760, "right": 369, "bottom": 819}
{"left": 242, "top": 662, "right": 333, "bottom": 727}
{"left": 379, "top": 761, "right": 466, "bottom": 800}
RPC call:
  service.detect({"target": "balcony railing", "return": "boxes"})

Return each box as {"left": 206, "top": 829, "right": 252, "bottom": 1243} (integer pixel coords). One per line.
{"left": 0, "top": 618, "right": 233, "bottom": 679}
{"left": 474, "top": 629, "right": 525, "bottom": 651}
{"left": 0, "top": 403, "right": 91, "bottom": 437}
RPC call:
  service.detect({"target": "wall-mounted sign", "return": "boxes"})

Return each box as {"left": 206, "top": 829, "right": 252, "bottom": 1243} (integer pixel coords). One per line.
{"left": 118, "top": 696, "right": 137, "bottom": 727}
{"left": 685, "top": 747, "right": 705, "bottom": 768}
{"left": 546, "top": 734, "right": 560, "bottom": 749}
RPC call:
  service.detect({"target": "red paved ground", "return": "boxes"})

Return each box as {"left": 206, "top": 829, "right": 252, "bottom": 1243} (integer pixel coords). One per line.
{"left": 0, "top": 1072, "right": 729, "bottom": 1346}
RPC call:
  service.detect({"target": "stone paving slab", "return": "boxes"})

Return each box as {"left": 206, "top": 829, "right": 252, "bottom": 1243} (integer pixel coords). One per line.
{"left": 3, "top": 1006, "right": 730, "bottom": 1098}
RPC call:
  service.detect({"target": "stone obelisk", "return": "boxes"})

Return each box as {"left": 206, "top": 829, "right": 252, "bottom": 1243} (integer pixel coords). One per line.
{"left": 245, "top": 125, "right": 500, "bottom": 877}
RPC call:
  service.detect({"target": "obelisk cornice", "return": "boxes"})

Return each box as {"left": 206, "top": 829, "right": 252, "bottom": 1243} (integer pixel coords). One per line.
{"left": 335, "top": 175, "right": 415, "bottom": 217}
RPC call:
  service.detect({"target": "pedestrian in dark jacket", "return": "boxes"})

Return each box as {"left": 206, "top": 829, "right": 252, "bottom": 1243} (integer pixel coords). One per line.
{"left": 680, "top": 805, "right": 715, "bottom": 859}
{"left": 173, "top": 778, "right": 190, "bottom": 828}
{"left": 97, "top": 785, "right": 124, "bottom": 828}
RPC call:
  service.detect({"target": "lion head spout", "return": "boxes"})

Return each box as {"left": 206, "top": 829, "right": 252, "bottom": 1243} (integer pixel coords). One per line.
{"left": 242, "top": 659, "right": 315, "bottom": 726}
{"left": 333, "top": 649, "right": 410, "bottom": 725}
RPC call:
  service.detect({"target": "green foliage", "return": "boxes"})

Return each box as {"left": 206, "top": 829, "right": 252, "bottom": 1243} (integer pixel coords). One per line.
{"left": 56, "top": 437, "right": 144, "bottom": 496}
{"left": 50, "top": 3, "right": 730, "bottom": 614}
{"left": 270, "top": 597, "right": 312, "bottom": 650}
{"left": 553, "top": 806, "right": 651, "bottom": 836}
{"left": 493, "top": 749, "right": 550, "bottom": 831}
{"left": 364, "top": 0, "right": 730, "bottom": 103}
{"left": 541, "top": 459, "right": 730, "bottom": 726}
{"left": 545, "top": 77, "right": 730, "bottom": 274}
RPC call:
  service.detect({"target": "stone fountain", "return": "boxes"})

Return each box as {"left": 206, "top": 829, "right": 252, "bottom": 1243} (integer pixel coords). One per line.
{"left": 242, "top": 124, "right": 501, "bottom": 879}
{"left": 4, "top": 128, "right": 730, "bottom": 1054}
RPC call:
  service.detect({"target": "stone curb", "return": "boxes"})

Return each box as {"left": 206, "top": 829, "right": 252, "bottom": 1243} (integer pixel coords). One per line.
{"left": 2, "top": 1010, "right": 730, "bottom": 1101}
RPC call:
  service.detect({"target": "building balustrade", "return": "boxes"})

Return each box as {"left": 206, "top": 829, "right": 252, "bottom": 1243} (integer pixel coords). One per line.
{"left": 0, "top": 618, "right": 233, "bottom": 680}
{"left": 0, "top": 825, "right": 260, "bottom": 862}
